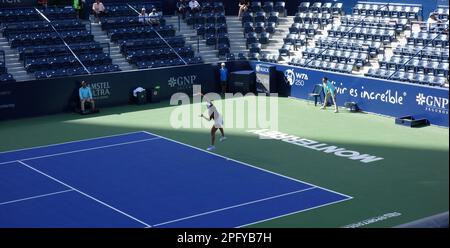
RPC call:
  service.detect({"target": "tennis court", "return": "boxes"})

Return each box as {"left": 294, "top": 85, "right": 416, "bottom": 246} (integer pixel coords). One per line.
{"left": 0, "top": 131, "right": 350, "bottom": 227}
{"left": 0, "top": 97, "right": 448, "bottom": 227}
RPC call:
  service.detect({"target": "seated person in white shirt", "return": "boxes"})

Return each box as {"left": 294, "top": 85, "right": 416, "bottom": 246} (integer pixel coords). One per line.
{"left": 427, "top": 13, "right": 442, "bottom": 31}
{"left": 188, "top": 0, "right": 201, "bottom": 13}
{"left": 92, "top": 0, "right": 105, "bottom": 23}
{"left": 148, "top": 8, "right": 160, "bottom": 26}
{"left": 139, "top": 8, "right": 149, "bottom": 23}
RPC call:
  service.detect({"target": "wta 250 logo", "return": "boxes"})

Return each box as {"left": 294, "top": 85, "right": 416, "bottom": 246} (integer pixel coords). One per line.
{"left": 284, "top": 69, "right": 308, "bottom": 86}
{"left": 416, "top": 93, "right": 449, "bottom": 115}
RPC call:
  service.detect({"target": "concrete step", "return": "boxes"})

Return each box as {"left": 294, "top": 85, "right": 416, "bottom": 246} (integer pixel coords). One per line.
{"left": 5, "top": 57, "right": 19, "bottom": 62}
{"left": 199, "top": 49, "right": 217, "bottom": 53}
{"left": 110, "top": 54, "right": 124, "bottom": 58}
{"left": 6, "top": 62, "right": 22, "bottom": 67}
{"left": 14, "top": 75, "right": 34, "bottom": 80}
{"left": 202, "top": 54, "right": 219, "bottom": 58}
{"left": 12, "top": 71, "right": 29, "bottom": 76}
{"left": 7, "top": 67, "right": 26, "bottom": 73}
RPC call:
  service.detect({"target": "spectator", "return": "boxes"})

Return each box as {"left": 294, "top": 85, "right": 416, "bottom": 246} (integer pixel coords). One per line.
{"left": 427, "top": 13, "right": 442, "bottom": 31}
{"left": 219, "top": 63, "right": 228, "bottom": 94}
{"left": 188, "top": 0, "right": 201, "bottom": 14}
{"left": 73, "top": 0, "right": 83, "bottom": 18}
{"left": 81, "top": 0, "right": 90, "bottom": 20}
{"left": 149, "top": 8, "right": 160, "bottom": 26}
{"left": 444, "top": 20, "right": 449, "bottom": 34}
{"left": 238, "top": 0, "right": 250, "bottom": 18}
{"left": 92, "top": 0, "right": 105, "bottom": 23}
{"left": 37, "top": 0, "right": 48, "bottom": 8}
{"left": 176, "top": 0, "right": 188, "bottom": 19}
{"left": 139, "top": 8, "right": 149, "bottom": 23}
{"left": 320, "top": 77, "right": 338, "bottom": 113}
{"left": 79, "top": 81, "right": 96, "bottom": 114}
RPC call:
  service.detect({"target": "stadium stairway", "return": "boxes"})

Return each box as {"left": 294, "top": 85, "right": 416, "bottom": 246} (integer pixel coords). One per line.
{"left": 264, "top": 16, "right": 293, "bottom": 57}
{"left": 0, "top": 36, "right": 34, "bottom": 82}
{"left": 165, "top": 16, "right": 220, "bottom": 64}
{"left": 226, "top": 15, "right": 294, "bottom": 60}
{"left": 225, "top": 16, "right": 248, "bottom": 55}
{"left": 89, "top": 22, "right": 134, "bottom": 72}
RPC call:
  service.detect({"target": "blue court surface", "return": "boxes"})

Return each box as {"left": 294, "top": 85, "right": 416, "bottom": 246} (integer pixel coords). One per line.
{"left": 0, "top": 131, "right": 352, "bottom": 228}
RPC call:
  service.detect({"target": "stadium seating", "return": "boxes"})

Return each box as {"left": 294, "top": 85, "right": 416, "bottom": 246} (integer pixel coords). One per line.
{"left": 0, "top": 0, "right": 448, "bottom": 88}
{"left": 280, "top": 1, "right": 448, "bottom": 85}
{"left": 0, "top": 50, "right": 15, "bottom": 83}
{"left": 0, "top": 6, "right": 118, "bottom": 79}
{"left": 185, "top": 1, "right": 230, "bottom": 59}
{"left": 236, "top": 1, "right": 287, "bottom": 61}
{"left": 98, "top": 1, "right": 201, "bottom": 69}
{"left": 364, "top": 4, "right": 448, "bottom": 87}
{"left": 352, "top": 2, "right": 421, "bottom": 20}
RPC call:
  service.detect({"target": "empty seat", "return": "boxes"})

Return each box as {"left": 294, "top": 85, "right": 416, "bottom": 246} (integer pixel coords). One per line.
{"left": 263, "top": 2, "right": 274, "bottom": 13}
{"left": 259, "top": 32, "right": 270, "bottom": 44}
{"left": 275, "top": 1, "right": 286, "bottom": 16}
{"left": 249, "top": 43, "right": 262, "bottom": 53}
{"left": 251, "top": 1, "right": 262, "bottom": 13}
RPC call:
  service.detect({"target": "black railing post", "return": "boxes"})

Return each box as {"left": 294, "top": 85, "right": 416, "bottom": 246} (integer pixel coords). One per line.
{"left": 178, "top": 14, "right": 181, "bottom": 32}
{"left": 197, "top": 36, "right": 200, "bottom": 53}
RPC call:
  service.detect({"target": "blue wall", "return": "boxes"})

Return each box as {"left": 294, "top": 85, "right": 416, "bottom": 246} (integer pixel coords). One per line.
{"left": 251, "top": 61, "right": 449, "bottom": 127}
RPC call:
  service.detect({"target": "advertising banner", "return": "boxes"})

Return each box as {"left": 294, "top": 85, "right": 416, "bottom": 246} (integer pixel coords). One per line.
{"left": 250, "top": 61, "right": 449, "bottom": 127}
{"left": 0, "top": 64, "right": 218, "bottom": 120}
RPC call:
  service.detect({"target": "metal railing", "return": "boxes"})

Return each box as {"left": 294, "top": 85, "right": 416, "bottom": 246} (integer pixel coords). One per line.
{"left": 303, "top": 3, "right": 391, "bottom": 68}
{"left": 410, "top": 20, "right": 449, "bottom": 34}
{"left": 355, "top": 1, "right": 423, "bottom": 20}
{"left": 0, "top": 50, "right": 5, "bottom": 68}
{"left": 34, "top": 8, "right": 91, "bottom": 74}
{"left": 21, "top": 42, "right": 111, "bottom": 66}
{"left": 127, "top": 3, "right": 187, "bottom": 65}
{"left": 387, "top": 28, "right": 448, "bottom": 79}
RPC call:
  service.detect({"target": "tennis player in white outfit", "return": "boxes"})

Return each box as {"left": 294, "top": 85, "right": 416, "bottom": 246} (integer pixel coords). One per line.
{"left": 200, "top": 93, "right": 226, "bottom": 151}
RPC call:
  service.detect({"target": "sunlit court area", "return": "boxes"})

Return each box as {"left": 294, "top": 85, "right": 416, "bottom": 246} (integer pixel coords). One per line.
{"left": 0, "top": 0, "right": 448, "bottom": 230}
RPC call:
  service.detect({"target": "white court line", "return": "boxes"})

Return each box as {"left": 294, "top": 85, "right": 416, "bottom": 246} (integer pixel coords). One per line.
{"left": 142, "top": 131, "right": 353, "bottom": 200}
{"left": 17, "top": 161, "right": 152, "bottom": 228}
{"left": 0, "top": 189, "right": 74, "bottom": 206}
{"left": 0, "top": 131, "right": 148, "bottom": 154}
{"left": 236, "top": 197, "right": 353, "bottom": 228}
{"left": 154, "top": 187, "right": 316, "bottom": 227}
{"left": 2, "top": 130, "right": 353, "bottom": 228}
{"left": 0, "top": 137, "right": 161, "bottom": 165}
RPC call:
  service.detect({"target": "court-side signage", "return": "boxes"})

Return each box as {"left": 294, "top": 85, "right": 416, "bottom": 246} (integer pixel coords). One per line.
{"left": 0, "top": 64, "right": 218, "bottom": 120}
{"left": 247, "top": 129, "right": 384, "bottom": 164}
{"left": 249, "top": 62, "right": 449, "bottom": 127}
{"left": 0, "top": 0, "right": 36, "bottom": 7}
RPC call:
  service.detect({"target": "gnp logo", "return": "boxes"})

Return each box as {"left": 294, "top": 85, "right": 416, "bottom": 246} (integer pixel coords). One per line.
{"left": 284, "top": 69, "right": 308, "bottom": 86}
{"left": 416, "top": 93, "right": 449, "bottom": 115}
{"left": 168, "top": 75, "right": 197, "bottom": 89}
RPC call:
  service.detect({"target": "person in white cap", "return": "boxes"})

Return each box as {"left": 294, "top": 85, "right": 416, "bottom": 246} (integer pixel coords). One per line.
{"left": 139, "top": 8, "right": 149, "bottom": 23}
{"left": 199, "top": 93, "right": 227, "bottom": 151}
{"left": 149, "top": 8, "right": 160, "bottom": 26}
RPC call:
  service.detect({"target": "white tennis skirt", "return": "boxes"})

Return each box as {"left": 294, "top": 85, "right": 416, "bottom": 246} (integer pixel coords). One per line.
{"left": 214, "top": 116, "right": 224, "bottom": 128}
